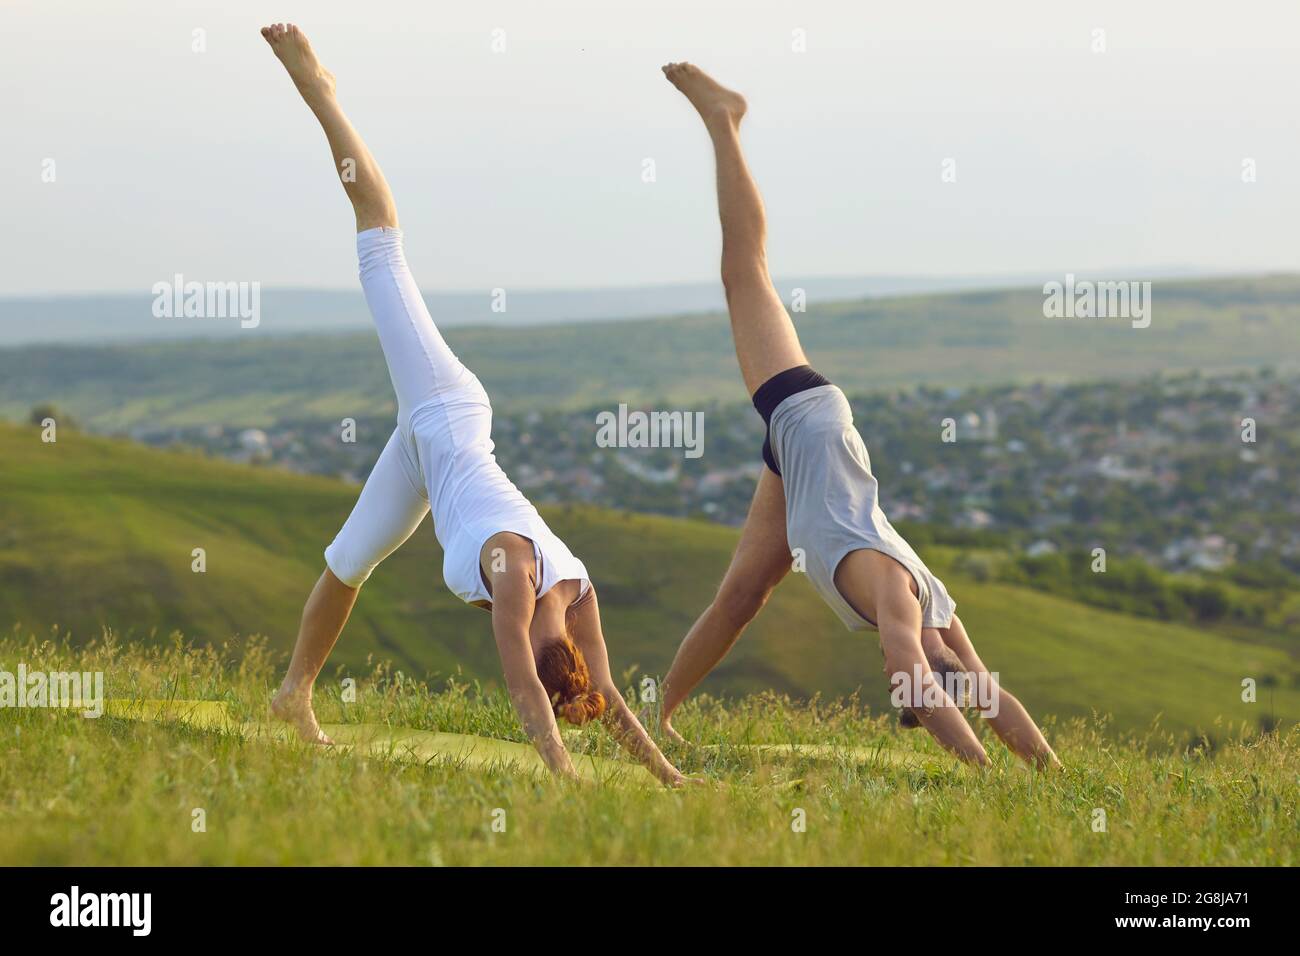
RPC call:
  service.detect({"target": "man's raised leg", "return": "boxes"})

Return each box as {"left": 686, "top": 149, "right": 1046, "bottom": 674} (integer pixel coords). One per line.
{"left": 662, "top": 63, "right": 807, "bottom": 395}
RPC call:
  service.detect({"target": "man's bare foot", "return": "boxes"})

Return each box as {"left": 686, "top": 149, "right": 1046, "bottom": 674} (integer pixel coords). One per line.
{"left": 636, "top": 703, "right": 687, "bottom": 745}
{"left": 261, "top": 22, "right": 336, "bottom": 103}
{"left": 270, "top": 688, "right": 334, "bottom": 745}
{"left": 660, "top": 717, "right": 687, "bottom": 746}
{"left": 661, "top": 62, "right": 747, "bottom": 128}
{"left": 667, "top": 773, "right": 707, "bottom": 788}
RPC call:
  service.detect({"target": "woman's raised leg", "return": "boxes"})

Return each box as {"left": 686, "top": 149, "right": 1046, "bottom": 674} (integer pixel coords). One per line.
{"left": 263, "top": 22, "right": 397, "bottom": 231}
{"left": 265, "top": 23, "right": 473, "bottom": 420}
{"left": 662, "top": 63, "right": 807, "bottom": 396}
{"left": 264, "top": 24, "right": 444, "bottom": 740}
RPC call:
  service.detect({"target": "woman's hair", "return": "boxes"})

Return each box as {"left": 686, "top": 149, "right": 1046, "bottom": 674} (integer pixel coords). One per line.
{"left": 899, "top": 643, "right": 969, "bottom": 729}
{"left": 536, "top": 634, "right": 606, "bottom": 726}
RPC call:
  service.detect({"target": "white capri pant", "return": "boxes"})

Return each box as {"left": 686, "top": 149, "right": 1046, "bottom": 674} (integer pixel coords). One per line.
{"left": 324, "top": 228, "right": 589, "bottom": 601}
{"left": 324, "top": 227, "right": 472, "bottom": 588}
{"left": 324, "top": 427, "right": 429, "bottom": 588}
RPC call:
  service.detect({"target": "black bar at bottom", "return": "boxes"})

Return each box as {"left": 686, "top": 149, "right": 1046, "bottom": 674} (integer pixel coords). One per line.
{"left": 0, "top": 865, "right": 1278, "bottom": 941}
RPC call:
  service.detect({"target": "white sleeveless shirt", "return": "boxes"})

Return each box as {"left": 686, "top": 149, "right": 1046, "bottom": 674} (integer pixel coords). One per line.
{"left": 398, "top": 376, "right": 589, "bottom": 606}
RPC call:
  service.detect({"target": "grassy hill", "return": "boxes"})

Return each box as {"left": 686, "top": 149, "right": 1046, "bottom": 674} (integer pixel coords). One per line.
{"left": 1, "top": 421, "right": 1295, "bottom": 736}
{"left": 1, "top": 275, "right": 1297, "bottom": 430}
{"left": 5, "top": 634, "right": 1294, "bottom": 868}
{"left": 4, "top": 635, "right": 1295, "bottom": 865}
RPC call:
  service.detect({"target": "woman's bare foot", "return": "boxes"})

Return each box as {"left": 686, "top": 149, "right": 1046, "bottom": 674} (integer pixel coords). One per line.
{"left": 270, "top": 687, "right": 334, "bottom": 745}
{"left": 261, "top": 22, "right": 336, "bottom": 103}
{"left": 661, "top": 62, "right": 747, "bottom": 128}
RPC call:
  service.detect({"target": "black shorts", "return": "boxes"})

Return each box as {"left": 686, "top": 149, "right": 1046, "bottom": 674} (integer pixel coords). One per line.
{"left": 752, "top": 364, "right": 833, "bottom": 476}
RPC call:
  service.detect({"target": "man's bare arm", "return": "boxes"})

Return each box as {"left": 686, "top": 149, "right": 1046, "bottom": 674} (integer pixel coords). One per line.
{"left": 940, "top": 616, "right": 1062, "bottom": 769}
{"left": 877, "top": 591, "right": 990, "bottom": 767}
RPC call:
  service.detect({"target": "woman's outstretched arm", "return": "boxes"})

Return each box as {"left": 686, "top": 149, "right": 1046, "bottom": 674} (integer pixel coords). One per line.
{"left": 490, "top": 570, "right": 580, "bottom": 781}
{"left": 939, "top": 616, "right": 1062, "bottom": 770}
{"left": 567, "top": 589, "right": 698, "bottom": 787}
{"left": 603, "top": 691, "right": 695, "bottom": 787}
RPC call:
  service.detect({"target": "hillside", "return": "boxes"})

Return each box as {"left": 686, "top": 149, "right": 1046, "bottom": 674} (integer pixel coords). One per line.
{"left": 4, "top": 635, "right": 1297, "bottom": 866}
{"left": 1, "top": 275, "right": 1297, "bottom": 430}
{"left": 6, "top": 636, "right": 1296, "bottom": 866}
{"left": 1, "top": 422, "right": 1295, "bottom": 735}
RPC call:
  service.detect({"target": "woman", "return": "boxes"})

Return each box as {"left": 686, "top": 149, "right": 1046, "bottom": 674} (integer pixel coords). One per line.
{"left": 261, "top": 23, "right": 690, "bottom": 787}
{"left": 655, "top": 63, "right": 1061, "bottom": 770}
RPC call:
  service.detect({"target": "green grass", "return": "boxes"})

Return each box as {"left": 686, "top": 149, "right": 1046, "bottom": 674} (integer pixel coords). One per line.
{"left": 2, "top": 275, "right": 1298, "bottom": 429}
{"left": 1, "top": 422, "right": 1296, "bottom": 739}
{"left": 1, "top": 636, "right": 1294, "bottom": 866}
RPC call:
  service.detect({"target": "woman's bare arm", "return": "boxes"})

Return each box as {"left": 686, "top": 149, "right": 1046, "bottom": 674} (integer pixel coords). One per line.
{"left": 604, "top": 693, "right": 692, "bottom": 787}
{"left": 490, "top": 566, "right": 579, "bottom": 780}
{"left": 567, "top": 587, "right": 696, "bottom": 787}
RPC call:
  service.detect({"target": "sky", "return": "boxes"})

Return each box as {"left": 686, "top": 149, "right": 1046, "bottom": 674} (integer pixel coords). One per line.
{"left": 2, "top": 0, "right": 1297, "bottom": 296}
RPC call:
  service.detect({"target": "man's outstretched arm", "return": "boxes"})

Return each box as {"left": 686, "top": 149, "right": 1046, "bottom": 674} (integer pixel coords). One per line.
{"left": 940, "top": 615, "right": 1062, "bottom": 769}
{"left": 878, "top": 593, "right": 991, "bottom": 767}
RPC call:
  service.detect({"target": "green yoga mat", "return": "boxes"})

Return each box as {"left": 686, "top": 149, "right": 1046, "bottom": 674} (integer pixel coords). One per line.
{"left": 103, "top": 699, "right": 936, "bottom": 784}
{"left": 701, "top": 742, "right": 943, "bottom": 772}
{"left": 104, "top": 699, "right": 655, "bottom": 787}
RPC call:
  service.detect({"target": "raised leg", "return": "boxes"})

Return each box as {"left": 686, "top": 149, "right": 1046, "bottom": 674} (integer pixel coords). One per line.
{"left": 663, "top": 63, "right": 807, "bottom": 395}
{"left": 265, "top": 22, "right": 473, "bottom": 419}
{"left": 659, "top": 468, "right": 791, "bottom": 740}
{"left": 263, "top": 23, "right": 397, "bottom": 232}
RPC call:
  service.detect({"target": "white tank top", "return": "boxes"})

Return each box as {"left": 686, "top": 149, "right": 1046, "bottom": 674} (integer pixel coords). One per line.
{"left": 399, "top": 377, "right": 589, "bottom": 605}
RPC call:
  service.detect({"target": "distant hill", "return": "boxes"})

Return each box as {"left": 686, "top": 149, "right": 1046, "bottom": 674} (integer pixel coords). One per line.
{"left": 1, "top": 422, "right": 1293, "bottom": 736}
{"left": 0, "top": 270, "right": 1198, "bottom": 346}
{"left": 0, "top": 275, "right": 1296, "bottom": 431}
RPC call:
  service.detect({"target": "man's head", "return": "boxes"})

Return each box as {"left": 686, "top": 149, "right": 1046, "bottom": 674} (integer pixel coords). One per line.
{"left": 898, "top": 642, "right": 969, "bottom": 729}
